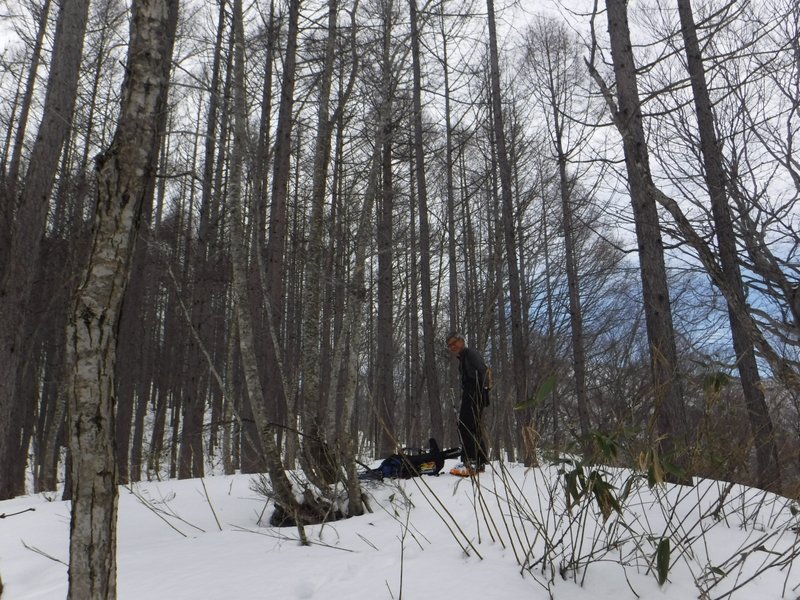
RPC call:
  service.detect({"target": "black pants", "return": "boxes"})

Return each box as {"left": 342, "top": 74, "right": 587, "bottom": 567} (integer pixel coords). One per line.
{"left": 458, "top": 395, "right": 487, "bottom": 468}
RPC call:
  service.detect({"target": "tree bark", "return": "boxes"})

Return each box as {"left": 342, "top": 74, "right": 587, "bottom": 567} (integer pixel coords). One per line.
{"left": 6, "top": 0, "right": 53, "bottom": 198}
{"left": 589, "top": 1, "right": 800, "bottom": 406}
{"left": 298, "top": 0, "right": 344, "bottom": 484}
{"left": 409, "top": 0, "right": 444, "bottom": 442}
{"left": 440, "top": 1, "right": 459, "bottom": 335}
{"left": 530, "top": 20, "right": 592, "bottom": 449}
{"left": 329, "top": 128, "right": 388, "bottom": 521}
{"left": 486, "top": 0, "right": 527, "bottom": 408}
{"left": 261, "top": 0, "right": 301, "bottom": 447}
{"left": 67, "top": 1, "right": 178, "bottom": 597}
{"left": 676, "top": 0, "right": 781, "bottom": 492}
{"left": 375, "top": 0, "right": 396, "bottom": 457}
{"left": 229, "top": 0, "right": 307, "bottom": 532}
{"left": 179, "top": 0, "right": 228, "bottom": 479}
{"left": 602, "top": 0, "right": 690, "bottom": 478}
{"left": 0, "top": 0, "right": 90, "bottom": 501}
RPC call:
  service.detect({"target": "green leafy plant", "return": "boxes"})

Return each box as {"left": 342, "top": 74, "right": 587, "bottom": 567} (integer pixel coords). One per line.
{"left": 655, "top": 536, "right": 671, "bottom": 585}
{"left": 513, "top": 375, "right": 556, "bottom": 411}
{"left": 558, "top": 458, "right": 621, "bottom": 523}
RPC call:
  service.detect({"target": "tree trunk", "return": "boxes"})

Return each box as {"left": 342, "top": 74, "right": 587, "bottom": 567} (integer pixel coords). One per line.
{"left": 486, "top": 0, "right": 527, "bottom": 408}
{"left": 406, "top": 172, "right": 421, "bottom": 444}
{"left": 176, "top": 0, "right": 228, "bottom": 480}
{"left": 557, "top": 166, "right": 591, "bottom": 450}
{"left": 319, "top": 106, "right": 346, "bottom": 448}
{"left": 67, "top": 1, "right": 178, "bottom": 597}
{"left": 229, "top": 0, "right": 308, "bottom": 532}
{"left": 440, "top": 1, "right": 459, "bottom": 335}
{"left": 6, "top": 0, "right": 52, "bottom": 198}
{"left": 329, "top": 125, "right": 389, "bottom": 520}
{"left": 253, "top": 0, "right": 275, "bottom": 244}
{"left": 409, "top": 0, "right": 444, "bottom": 442}
{"left": 298, "top": 0, "right": 345, "bottom": 484}
{"left": 603, "top": 0, "right": 689, "bottom": 479}
{"left": 375, "top": 0, "right": 395, "bottom": 458}
{"left": 440, "top": 2, "right": 462, "bottom": 422}
{"left": 0, "top": 0, "right": 90, "bottom": 501}
{"left": 261, "top": 0, "right": 301, "bottom": 447}
{"left": 541, "top": 39, "right": 592, "bottom": 448}
{"left": 676, "top": 0, "right": 781, "bottom": 492}
{"left": 590, "top": 0, "right": 800, "bottom": 421}
{"left": 128, "top": 377, "right": 151, "bottom": 482}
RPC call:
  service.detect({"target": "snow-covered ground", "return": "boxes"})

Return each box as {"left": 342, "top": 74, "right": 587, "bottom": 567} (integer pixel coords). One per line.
{"left": 1, "top": 459, "right": 798, "bottom": 599}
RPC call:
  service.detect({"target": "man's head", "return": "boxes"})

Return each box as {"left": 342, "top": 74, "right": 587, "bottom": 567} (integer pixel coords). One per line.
{"left": 446, "top": 332, "right": 465, "bottom": 356}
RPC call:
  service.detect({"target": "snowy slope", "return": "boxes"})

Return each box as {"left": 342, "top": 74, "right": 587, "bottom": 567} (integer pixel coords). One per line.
{"left": 1, "top": 460, "right": 798, "bottom": 599}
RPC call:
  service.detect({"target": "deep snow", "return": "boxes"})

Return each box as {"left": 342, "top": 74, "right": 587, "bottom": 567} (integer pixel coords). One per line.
{"left": 1, "top": 459, "right": 799, "bottom": 599}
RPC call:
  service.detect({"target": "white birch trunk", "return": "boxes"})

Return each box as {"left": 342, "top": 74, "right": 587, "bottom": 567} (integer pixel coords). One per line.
{"left": 67, "top": 1, "right": 177, "bottom": 598}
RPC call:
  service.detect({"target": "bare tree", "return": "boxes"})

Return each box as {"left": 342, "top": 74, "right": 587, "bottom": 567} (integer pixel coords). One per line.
{"left": 592, "top": 2, "right": 800, "bottom": 393}
{"left": 259, "top": 0, "right": 302, "bottom": 465}
{"left": 523, "top": 17, "right": 595, "bottom": 451}
{"left": 0, "top": 0, "right": 90, "bottom": 501}
{"left": 67, "top": 0, "right": 178, "bottom": 597}
{"left": 375, "top": 0, "right": 397, "bottom": 457}
{"left": 300, "top": 0, "right": 361, "bottom": 479}
{"left": 176, "top": 0, "right": 230, "bottom": 481}
{"left": 676, "top": 0, "right": 781, "bottom": 492}
{"left": 409, "top": 0, "right": 444, "bottom": 441}
{"left": 228, "top": 0, "right": 310, "bottom": 531}
{"left": 589, "top": 0, "right": 690, "bottom": 480}
{"left": 437, "top": 0, "right": 461, "bottom": 335}
{"left": 486, "top": 0, "right": 527, "bottom": 408}
{"left": 5, "top": 0, "right": 52, "bottom": 198}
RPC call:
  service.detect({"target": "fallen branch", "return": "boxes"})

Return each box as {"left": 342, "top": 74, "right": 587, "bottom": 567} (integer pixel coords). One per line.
{"left": 0, "top": 508, "right": 35, "bottom": 519}
{"left": 21, "top": 540, "right": 67, "bottom": 566}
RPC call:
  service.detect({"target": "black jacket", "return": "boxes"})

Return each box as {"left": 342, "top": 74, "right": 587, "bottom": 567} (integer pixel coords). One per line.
{"left": 458, "top": 347, "right": 490, "bottom": 407}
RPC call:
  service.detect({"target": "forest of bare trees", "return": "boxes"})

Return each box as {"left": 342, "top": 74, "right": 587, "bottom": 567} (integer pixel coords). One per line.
{"left": 1, "top": 0, "right": 800, "bottom": 539}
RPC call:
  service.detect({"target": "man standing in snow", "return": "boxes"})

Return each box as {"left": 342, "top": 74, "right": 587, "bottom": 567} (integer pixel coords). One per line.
{"left": 446, "top": 332, "right": 490, "bottom": 476}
